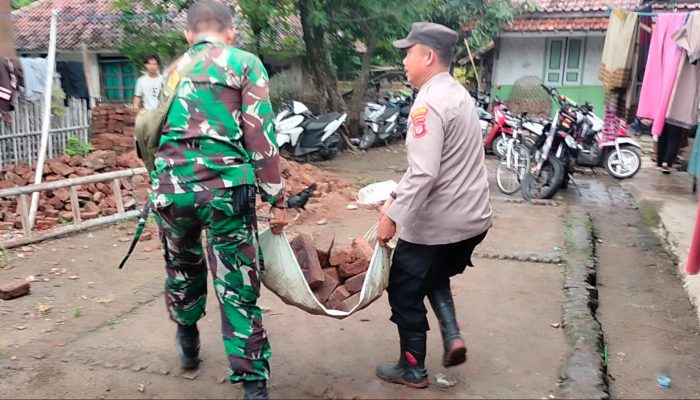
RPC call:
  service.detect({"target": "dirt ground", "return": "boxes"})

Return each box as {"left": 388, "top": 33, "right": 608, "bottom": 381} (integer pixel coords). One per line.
{"left": 0, "top": 144, "right": 698, "bottom": 399}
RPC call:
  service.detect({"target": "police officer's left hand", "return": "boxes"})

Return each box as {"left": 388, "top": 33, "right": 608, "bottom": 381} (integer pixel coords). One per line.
{"left": 377, "top": 215, "right": 396, "bottom": 247}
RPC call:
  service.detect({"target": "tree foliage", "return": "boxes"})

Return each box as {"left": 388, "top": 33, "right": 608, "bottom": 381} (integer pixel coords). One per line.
{"left": 10, "top": 0, "right": 36, "bottom": 10}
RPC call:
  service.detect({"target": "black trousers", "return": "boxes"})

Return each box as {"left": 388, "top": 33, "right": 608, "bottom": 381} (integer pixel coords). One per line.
{"left": 387, "top": 231, "right": 488, "bottom": 332}
{"left": 658, "top": 123, "right": 683, "bottom": 167}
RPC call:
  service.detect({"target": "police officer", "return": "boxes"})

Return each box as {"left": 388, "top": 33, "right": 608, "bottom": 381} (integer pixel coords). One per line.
{"left": 376, "top": 22, "right": 493, "bottom": 388}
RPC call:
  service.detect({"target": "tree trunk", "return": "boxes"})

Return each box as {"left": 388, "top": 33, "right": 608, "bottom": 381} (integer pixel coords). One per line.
{"left": 348, "top": 34, "right": 377, "bottom": 137}
{"left": 298, "top": 0, "right": 346, "bottom": 114}
{"left": 0, "top": 0, "right": 16, "bottom": 58}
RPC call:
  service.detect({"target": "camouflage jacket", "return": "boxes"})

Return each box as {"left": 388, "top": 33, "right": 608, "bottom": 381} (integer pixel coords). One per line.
{"left": 152, "top": 37, "right": 284, "bottom": 205}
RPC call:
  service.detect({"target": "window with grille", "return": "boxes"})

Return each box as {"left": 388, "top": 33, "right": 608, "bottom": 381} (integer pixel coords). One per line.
{"left": 99, "top": 58, "right": 138, "bottom": 102}
{"left": 545, "top": 38, "right": 585, "bottom": 86}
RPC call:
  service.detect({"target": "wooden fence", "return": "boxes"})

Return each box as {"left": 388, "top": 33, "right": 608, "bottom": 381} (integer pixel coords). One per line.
{"left": 0, "top": 97, "right": 91, "bottom": 169}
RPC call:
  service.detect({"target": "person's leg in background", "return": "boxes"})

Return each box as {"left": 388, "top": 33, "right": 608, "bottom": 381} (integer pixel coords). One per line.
{"left": 660, "top": 124, "right": 682, "bottom": 173}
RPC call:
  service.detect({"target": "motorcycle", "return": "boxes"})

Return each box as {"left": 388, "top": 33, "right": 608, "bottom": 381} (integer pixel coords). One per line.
{"left": 484, "top": 99, "right": 547, "bottom": 157}
{"left": 573, "top": 102, "right": 642, "bottom": 179}
{"left": 522, "top": 85, "right": 642, "bottom": 200}
{"left": 359, "top": 93, "right": 406, "bottom": 150}
{"left": 274, "top": 101, "right": 347, "bottom": 161}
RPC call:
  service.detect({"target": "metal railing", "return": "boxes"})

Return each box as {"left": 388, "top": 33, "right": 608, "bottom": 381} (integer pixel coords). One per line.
{"left": 0, "top": 167, "right": 148, "bottom": 249}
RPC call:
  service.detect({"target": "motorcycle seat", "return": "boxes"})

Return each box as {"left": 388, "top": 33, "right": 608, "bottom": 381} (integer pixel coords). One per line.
{"left": 304, "top": 112, "right": 341, "bottom": 131}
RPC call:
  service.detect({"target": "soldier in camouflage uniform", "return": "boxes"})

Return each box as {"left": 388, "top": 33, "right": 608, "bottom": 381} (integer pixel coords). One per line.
{"left": 150, "top": 2, "right": 286, "bottom": 399}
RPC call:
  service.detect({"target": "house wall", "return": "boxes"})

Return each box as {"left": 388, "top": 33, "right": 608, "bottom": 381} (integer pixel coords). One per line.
{"left": 493, "top": 35, "right": 606, "bottom": 114}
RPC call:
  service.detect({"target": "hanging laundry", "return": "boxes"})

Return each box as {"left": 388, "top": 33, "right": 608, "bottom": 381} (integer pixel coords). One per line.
{"left": 667, "top": 11, "right": 700, "bottom": 130}
{"left": 636, "top": 6, "right": 653, "bottom": 81}
{"left": 55, "top": 61, "right": 89, "bottom": 100}
{"left": 0, "top": 58, "right": 24, "bottom": 112}
{"left": 599, "top": 9, "right": 639, "bottom": 93}
{"left": 636, "top": 13, "right": 688, "bottom": 137}
{"left": 19, "top": 58, "right": 47, "bottom": 102}
{"left": 686, "top": 198, "right": 700, "bottom": 275}
{"left": 688, "top": 124, "right": 700, "bottom": 178}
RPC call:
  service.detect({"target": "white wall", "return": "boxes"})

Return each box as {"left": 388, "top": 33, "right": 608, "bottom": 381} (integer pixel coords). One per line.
{"left": 494, "top": 36, "right": 546, "bottom": 85}
{"left": 495, "top": 34, "right": 605, "bottom": 87}
{"left": 583, "top": 36, "right": 604, "bottom": 85}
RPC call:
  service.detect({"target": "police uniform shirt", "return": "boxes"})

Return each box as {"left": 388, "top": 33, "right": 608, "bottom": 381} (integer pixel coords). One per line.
{"left": 387, "top": 72, "right": 493, "bottom": 245}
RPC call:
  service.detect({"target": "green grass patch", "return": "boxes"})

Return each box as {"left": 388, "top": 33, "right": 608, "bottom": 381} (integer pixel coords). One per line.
{"left": 639, "top": 201, "right": 661, "bottom": 228}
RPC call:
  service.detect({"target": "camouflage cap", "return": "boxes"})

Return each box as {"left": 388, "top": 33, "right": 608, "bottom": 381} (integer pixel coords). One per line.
{"left": 393, "top": 22, "right": 458, "bottom": 50}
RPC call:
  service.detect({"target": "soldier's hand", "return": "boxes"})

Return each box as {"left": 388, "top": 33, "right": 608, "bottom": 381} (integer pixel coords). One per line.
{"left": 269, "top": 207, "right": 287, "bottom": 235}
{"left": 377, "top": 215, "right": 396, "bottom": 247}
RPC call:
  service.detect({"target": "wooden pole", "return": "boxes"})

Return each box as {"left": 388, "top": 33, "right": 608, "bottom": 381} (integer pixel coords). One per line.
{"left": 28, "top": 9, "right": 59, "bottom": 229}
{"left": 0, "top": 0, "right": 16, "bottom": 58}
{"left": 464, "top": 38, "right": 482, "bottom": 93}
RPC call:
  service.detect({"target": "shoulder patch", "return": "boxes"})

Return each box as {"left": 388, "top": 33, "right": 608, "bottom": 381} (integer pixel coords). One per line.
{"left": 410, "top": 107, "right": 429, "bottom": 138}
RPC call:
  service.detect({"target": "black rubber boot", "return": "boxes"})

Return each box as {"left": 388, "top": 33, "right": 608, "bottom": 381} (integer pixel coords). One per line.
{"left": 243, "top": 380, "right": 268, "bottom": 400}
{"left": 376, "top": 328, "right": 429, "bottom": 388}
{"left": 175, "top": 323, "right": 200, "bottom": 370}
{"left": 428, "top": 286, "right": 467, "bottom": 367}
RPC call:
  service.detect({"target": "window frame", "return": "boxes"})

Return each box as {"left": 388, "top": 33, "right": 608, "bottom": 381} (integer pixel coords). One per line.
{"left": 98, "top": 58, "right": 138, "bottom": 103}
{"left": 545, "top": 37, "right": 585, "bottom": 87}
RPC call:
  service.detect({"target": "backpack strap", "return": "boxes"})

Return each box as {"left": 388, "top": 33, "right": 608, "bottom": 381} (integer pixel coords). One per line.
{"left": 160, "top": 47, "right": 211, "bottom": 113}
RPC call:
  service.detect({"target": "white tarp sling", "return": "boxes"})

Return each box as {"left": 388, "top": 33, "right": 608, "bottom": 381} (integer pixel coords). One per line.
{"left": 258, "top": 225, "right": 391, "bottom": 318}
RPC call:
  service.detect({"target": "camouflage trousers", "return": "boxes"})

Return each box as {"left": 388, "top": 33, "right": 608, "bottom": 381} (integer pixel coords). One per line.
{"left": 152, "top": 186, "right": 270, "bottom": 382}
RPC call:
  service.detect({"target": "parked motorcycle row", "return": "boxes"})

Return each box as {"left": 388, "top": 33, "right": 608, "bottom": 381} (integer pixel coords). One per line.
{"left": 475, "top": 84, "right": 643, "bottom": 200}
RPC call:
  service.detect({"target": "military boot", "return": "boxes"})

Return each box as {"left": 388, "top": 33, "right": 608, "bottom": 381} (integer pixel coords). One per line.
{"left": 175, "top": 323, "right": 200, "bottom": 370}
{"left": 376, "top": 328, "right": 429, "bottom": 388}
{"left": 243, "top": 380, "right": 268, "bottom": 400}
{"left": 428, "top": 286, "right": 467, "bottom": 367}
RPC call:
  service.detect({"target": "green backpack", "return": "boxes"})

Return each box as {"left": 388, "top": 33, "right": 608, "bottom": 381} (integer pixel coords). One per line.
{"left": 134, "top": 49, "right": 209, "bottom": 172}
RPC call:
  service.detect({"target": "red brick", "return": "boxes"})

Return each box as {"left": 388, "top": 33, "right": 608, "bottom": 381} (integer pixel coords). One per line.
{"left": 289, "top": 234, "right": 325, "bottom": 290}
{"left": 326, "top": 285, "right": 351, "bottom": 310}
{"left": 82, "top": 211, "right": 99, "bottom": 220}
{"left": 0, "top": 221, "right": 14, "bottom": 230}
{"left": 120, "top": 177, "right": 133, "bottom": 191}
{"left": 82, "top": 150, "right": 117, "bottom": 170}
{"left": 74, "top": 167, "right": 94, "bottom": 177}
{"left": 96, "top": 182, "right": 112, "bottom": 195}
{"left": 93, "top": 191, "right": 105, "bottom": 203}
{"left": 68, "top": 156, "right": 84, "bottom": 167}
{"left": 77, "top": 191, "right": 92, "bottom": 201}
{"left": 330, "top": 247, "right": 354, "bottom": 267}
{"left": 314, "top": 269, "right": 339, "bottom": 304}
{"left": 36, "top": 219, "right": 57, "bottom": 230}
{"left": 47, "top": 161, "right": 75, "bottom": 177}
{"left": 0, "top": 180, "right": 15, "bottom": 189}
{"left": 0, "top": 280, "right": 30, "bottom": 300}
{"left": 47, "top": 196, "right": 64, "bottom": 210}
{"left": 338, "top": 293, "right": 361, "bottom": 312}
{"left": 139, "top": 230, "right": 153, "bottom": 242}
{"left": 317, "top": 249, "right": 330, "bottom": 269}
{"left": 45, "top": 209, "right": 60, "bottom": 218}
{"left": 4, "top": 171, "right": 26, "bottom": 186}
{"left": 352, "top": 237, "right": 374, "bottom": 261}
{"left": 52, "top": 188, "right": 71, "bottom": 202}
{"left": 103, "top": 208, "right": 117, "bottom": 216}
{"left": 59, "top": 211, "right": 74, "bottom": 222}
{"left": 45, "top": 175, "right": 62, "bottom": 182}
{"left": 14, "top": 163, "right": 32, "bottom": 176}
{"left": 345, "top": 272, "right": 366, "bottom": 294}
{"left": 58, "top": 155, "right": 70, "bottom": 164}
{"left": 323, "top": 267, "right": 340, "bottom": 283}
{"left": 339, "top": 258, "right": 369, "bottom": 279}
{"left": 83, "top": 201, "right": 100, "bottom": 213}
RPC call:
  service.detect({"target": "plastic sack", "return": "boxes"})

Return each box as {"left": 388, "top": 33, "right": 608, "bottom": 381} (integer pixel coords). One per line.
{"left": 356, "top": 180, "right": 397, "bottom": 205}
{"left": 258, "top": 225, "right": 391, "bottom": 318}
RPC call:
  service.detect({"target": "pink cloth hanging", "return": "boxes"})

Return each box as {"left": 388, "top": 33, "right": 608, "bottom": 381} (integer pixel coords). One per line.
{"left": 687, "top": 198, "right": 700, "bottom": 275}
{"left": 636, "top": 13, "right": 688, "bottom": 137}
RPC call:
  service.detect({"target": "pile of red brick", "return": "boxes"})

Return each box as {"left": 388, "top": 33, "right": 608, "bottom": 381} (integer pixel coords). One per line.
{"left": 0, "top": 151, "right": 147, "bottom": 231}
{"left": 290, "top": 233, "right": 374, "bottom": 312}
{"left": 90, "top": 106, "right": 139, "bottom": 152}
